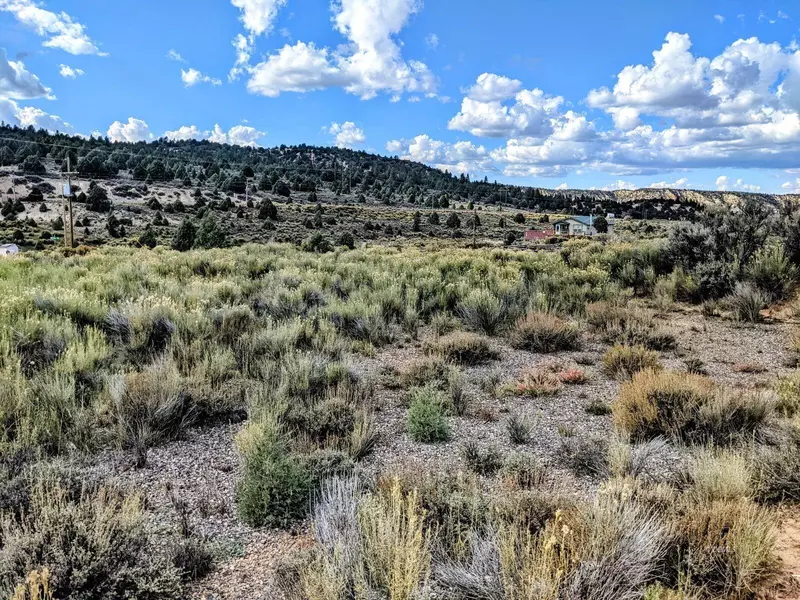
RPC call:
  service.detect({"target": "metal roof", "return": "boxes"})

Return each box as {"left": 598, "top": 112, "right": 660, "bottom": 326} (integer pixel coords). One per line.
{"left": 553, "top": 215, "right": 593, "bottom": 226}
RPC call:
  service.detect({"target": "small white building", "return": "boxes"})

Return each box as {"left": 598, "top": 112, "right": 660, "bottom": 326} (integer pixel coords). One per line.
{"left": 0, "top": 243, "right": 19, "bottom": 256}
{"left": 552, "top": 214, "right": 615, "bottom": 236}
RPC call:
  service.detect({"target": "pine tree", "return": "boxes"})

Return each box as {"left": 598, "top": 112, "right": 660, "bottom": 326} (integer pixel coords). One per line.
{"left": 172, "top": 218, "right": 196, "bottom": 251}
{"left": 258, "top": 199, "right": 278, "bottom": 220}
{"left": 194, "top": 212, "right": 225, "bottom": 249}
{"left": 139, "top": 226, "right": 157, "bottom": 248}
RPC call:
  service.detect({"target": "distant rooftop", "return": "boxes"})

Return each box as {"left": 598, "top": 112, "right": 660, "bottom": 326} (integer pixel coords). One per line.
{"left": 554, "top": 215, "right": 593, "bottom": 226}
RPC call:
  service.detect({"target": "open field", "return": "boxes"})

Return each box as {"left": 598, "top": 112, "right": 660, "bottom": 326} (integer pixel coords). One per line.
{"left": 1, "top": 217, "right": 800, "bottom": 599}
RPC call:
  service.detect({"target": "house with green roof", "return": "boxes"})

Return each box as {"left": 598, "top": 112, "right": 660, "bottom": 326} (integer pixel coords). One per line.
{"left": 552, "top": 214, "right": 614, "bottom": 236}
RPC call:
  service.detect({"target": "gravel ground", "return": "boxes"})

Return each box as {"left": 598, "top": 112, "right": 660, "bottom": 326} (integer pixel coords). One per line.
{"left": 71, "top": 308, "right": 798, "bottom": 598}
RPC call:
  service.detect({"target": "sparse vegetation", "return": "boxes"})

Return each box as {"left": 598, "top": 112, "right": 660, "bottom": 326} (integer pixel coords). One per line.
{"left": 0, "top": 184, "right": 797, "bottom": 600}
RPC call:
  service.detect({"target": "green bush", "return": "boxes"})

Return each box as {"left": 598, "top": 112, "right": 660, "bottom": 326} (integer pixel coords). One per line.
{"left": 171, "top": 218, "right": 196, "bottom": 251}
{"left": 236, "top": 421, "right": 312, "bottom": 528}
{"left": 193, "top": 212, "right": 225, "bottom": 249}
{"left": 407, "top": 386, "right": 450, "bottom": 443}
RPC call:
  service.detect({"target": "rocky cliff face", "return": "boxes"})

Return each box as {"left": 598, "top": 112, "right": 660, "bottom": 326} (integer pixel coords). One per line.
{"left": 544, "top": 187, "right": 800, "bottom": 208}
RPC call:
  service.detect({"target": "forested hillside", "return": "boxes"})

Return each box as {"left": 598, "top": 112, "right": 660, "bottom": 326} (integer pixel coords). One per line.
{"left": 0, "top": 124, "right": 732, "bottom": 220}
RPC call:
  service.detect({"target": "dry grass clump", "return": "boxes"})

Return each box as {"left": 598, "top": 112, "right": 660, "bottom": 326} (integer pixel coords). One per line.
{"left": 603, "top": 344, "right": 662, "bottom": 380}
{"left": 506, "top": 364, "right": 563, "bottom": 397}
{"left": 557, "top": 434, "right": 610, "bottom": 477}
{"left": 508, "top": 311, "right": 581, "bottom": 353}
{"left": 734, "top": 362, "right": 767, "bottom": 374}
{"left": 107, "top": 360, "right": 196, "bottom": 467}
{"left": 751, "top": 443, "right": 800, "bottom": 503}
{"left": 278, "top": 477, "right": 430, "bottom": 600}
{"left": 461, "top": 442, "right": 503, "bottom": 476}
{"left": 500, "top": 454, "right": 549, "bottom": 490}
{"left": 399, "top": 356, "right": 450, "bottom": 389}
{"left": 506, "top": 412, "right": 533, "bottom": 445}
{"left": 558, "top": 367, "right": 587, "bottom": 384}
{"left": 424, "top": 332, "right": 499, "bottom": 366}
{"left": 674, "top": 499, "right": 779, "bottom": 598}
{"left": 774, "top": 371, "right": 800, "bottom": 417}
{"left": 613, "top": 369, "right": 773, "bottom": 444}
{"left": 587, "top": 301, "right": 676, "bottom": 350}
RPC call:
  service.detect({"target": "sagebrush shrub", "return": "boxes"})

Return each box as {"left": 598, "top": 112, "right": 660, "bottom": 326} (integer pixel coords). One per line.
{"left": 0, "top": 476, "right": 183, "bottom": 599}
{"left": 108, "top": 361, "right": 196, "bottom": 467}
{"left": 587, "top": 302, "right": 675, "bottom": 350}
{"left": 746, "top": 245, "right": 797, "bottom": 301}
{"left": 603, "top": 344, "right": 662, "bottom": 380}
{"left": 425, "top": 332, "right": 498, "bottom": 366}
{"left": 461, "top": 442, "right": 502, "bottom": 476}
{"left": 509, "top": 311, "right": 581, "bottom": 353}
{"left": 458, "top": 289, "right": 506, "bottom": 336}
{"left": 727, "top": 282, "right": 767, "bottom": 323}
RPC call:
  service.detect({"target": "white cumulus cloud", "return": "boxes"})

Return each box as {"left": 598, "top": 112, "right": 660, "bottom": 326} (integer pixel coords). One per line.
{"left": 246, "top": 0, "right": 437, "bottom": 100}
{"left": 164, "top": 123, "right": 265, "bottom": 147}
{"left": 0, "top": 0, "right": 106, "bottom": 55}
{"left": 181, "top": 68, "right": 222, "bottom": 87}
{"left": 163, "top": 125, "right": 207, "bottom": 141}
{"left": 648, "top": 177, "right": 689, "bottom": 189}
{"left": 107, "top": 117, "right": 154, "bottom": 143}
{"left": 59, "top": 64, "right": 83, "bottom": 78}
{"left": 328, "top": 121, "right": 365, "bottom": 148}
{"left": 231, "top": 0, "right": 287, "bottom": 37}
{"left": 386, "top": 134, "right": 493, "bottom": 175}
{"left": 0, "top": 48, "right": 52, "bottom": 100}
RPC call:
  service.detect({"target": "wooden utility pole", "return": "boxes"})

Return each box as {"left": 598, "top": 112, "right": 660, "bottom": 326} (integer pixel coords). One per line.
{"left": 472, "top": 207, "right": 477, "bottom": 247}
{"left": 63, "top": 156, "right": 76, "bottom": 248}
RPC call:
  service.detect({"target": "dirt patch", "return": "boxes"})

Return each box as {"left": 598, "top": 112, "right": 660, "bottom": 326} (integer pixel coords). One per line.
{"left": 191, "top": 531, "right": 314, "bottom": 600}
{"left": 775, "top": 509, "right": 800, "bottom": 600}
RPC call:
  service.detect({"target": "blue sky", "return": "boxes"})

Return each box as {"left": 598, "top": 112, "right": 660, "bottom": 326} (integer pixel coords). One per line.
{"left": 2, "top": 0, "right": 800, "bottom": 193}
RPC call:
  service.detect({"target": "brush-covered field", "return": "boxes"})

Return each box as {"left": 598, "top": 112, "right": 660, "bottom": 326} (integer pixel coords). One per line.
{"left": 1, "top": 230, "right": 800, "bottom": 599}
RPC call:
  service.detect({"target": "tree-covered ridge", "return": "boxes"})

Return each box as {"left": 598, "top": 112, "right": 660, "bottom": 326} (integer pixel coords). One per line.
{"left": 0, "top": 123, "right": 721, "bottom": 219}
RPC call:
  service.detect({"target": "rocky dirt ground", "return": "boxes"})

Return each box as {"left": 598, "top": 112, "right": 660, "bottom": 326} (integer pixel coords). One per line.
{"left": 57, "top": 305, "right": 800, "bottom": 599}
